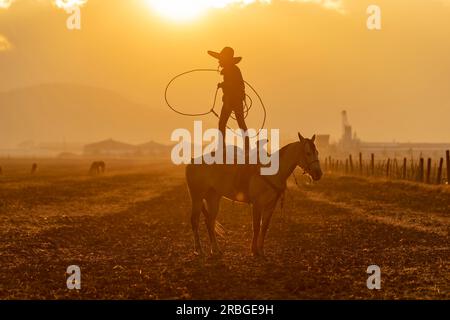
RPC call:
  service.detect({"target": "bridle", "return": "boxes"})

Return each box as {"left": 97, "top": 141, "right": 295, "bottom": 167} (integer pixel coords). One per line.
{"left": 301, "top": 159, "right": 320, "bottom": 175}
{"left": 259, "top": 141, "right": 320, "bottom": 212}
{"left": 285, "top": 143, "right": 320, "bottom": 177}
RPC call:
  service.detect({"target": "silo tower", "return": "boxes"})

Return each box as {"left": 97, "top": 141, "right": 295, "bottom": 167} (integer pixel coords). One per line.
{"left": 341, "top": 110, "right": 353, "bottom": 149}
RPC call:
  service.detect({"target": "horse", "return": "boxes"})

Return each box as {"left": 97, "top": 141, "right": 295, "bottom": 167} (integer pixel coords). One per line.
{"left": 185, "top": 132, "right": 322, "bottom": 256}
{"left": 97, "top": 161, "right": 106, "bottom": 173}
{"left": 89, "top": 162, "right": 98, "bottom": 175}
{"left": 89, "top": 161, "right": 106, "bottom": 175}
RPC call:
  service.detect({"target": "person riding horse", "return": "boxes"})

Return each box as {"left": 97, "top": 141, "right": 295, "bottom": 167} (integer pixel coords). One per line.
{"left": 208, "top": 47, "right": 249, "bottom": 156}
{"left": 208, "top": 47, "right": 252, "bottom": 194}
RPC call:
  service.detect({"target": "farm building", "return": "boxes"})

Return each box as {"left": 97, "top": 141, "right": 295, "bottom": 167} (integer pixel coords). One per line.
{"left": 315, "top": 134, "right": 331, "bottom": 151}
{"left": 136, "top": 141, "right": 173, "bottom": 156}
{"left": 84, "top": 139, "right": 136, "bottom": 156}
{"left": 83, "top": 139, "right": 172, "bottom": 157}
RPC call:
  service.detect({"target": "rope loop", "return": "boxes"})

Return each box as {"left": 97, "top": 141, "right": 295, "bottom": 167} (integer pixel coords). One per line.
{"left": 164, "top": 68, "right": 267, "bottom": 136}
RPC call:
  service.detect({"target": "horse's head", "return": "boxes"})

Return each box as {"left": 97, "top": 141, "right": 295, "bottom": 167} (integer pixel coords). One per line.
{"left": 297, "top": 132, "right": 323, "bottom": 181}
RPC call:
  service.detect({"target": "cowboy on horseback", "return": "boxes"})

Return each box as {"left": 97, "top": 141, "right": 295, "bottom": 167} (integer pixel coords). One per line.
{"left": 207, "top": 47, "right": 249, "bottom": 156}
{"left": 208, "top": 47, "right": 253, "bottom": 196}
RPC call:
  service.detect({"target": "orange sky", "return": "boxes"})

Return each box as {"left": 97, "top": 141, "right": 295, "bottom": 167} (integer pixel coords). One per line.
{"left": 0, "top": 0, "right": 449, "bottom": 144}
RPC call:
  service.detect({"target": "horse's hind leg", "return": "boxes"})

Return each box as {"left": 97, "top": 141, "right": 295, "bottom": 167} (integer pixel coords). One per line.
{"left": 252, "top": 204, "right": 262, "bottom": 256}
{"left": 191, "top": 197, "right": 203, "bottom": 255}
{"left": 203, "top": 193, "right": 221, "bottom": 255}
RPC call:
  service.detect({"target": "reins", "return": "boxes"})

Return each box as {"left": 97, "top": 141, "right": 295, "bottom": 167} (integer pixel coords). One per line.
{"left": 260, "top": 146, "right": 319, "bottom": 214}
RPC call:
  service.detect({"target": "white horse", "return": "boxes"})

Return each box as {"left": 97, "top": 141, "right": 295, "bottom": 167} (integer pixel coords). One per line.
{"left": 186, "top": 133, "right": 322, "bottom": 256}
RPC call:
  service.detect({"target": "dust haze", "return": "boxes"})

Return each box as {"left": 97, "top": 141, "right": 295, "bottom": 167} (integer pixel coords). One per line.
{"left": 1, "top": 0, "right": 450, "bottom": 152}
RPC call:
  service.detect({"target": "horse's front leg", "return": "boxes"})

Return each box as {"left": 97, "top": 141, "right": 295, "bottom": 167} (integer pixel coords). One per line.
{"left": 257, "top": 200, "right": 277, "bottom": 256}
{"left": 252, "top": 204, "right": 262, "bottom": 256}
{"left": 204, "top": 194, "right": 221, "bottom": 255}
{"left": 191, "top": 198, "right": 203, "bottom": 255}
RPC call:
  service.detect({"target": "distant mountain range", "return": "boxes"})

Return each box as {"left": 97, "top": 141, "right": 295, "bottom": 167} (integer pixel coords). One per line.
{"left": 0, "top": 83, "right": 187, "bottom": 149}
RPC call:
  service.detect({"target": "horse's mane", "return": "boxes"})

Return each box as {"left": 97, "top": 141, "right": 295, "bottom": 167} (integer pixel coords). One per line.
{"left": 278, "top": 139, "right": 317, "bottom": 157}
{"left": 278, "top": 141, "right": 299, "bottom": 158}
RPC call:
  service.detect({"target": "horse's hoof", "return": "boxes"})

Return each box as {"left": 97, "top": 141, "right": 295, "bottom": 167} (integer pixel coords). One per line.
{"left": 194, "top": 248, "right": 203, "bottom": 256}
{"left": 253, "top": 248, "right": 266, "bottom": 258}
{"left": 211, "top": 249, "right": 222, "bottom": 256}
{"left": 257, "top": 248, "right": 265, "bottom": 257}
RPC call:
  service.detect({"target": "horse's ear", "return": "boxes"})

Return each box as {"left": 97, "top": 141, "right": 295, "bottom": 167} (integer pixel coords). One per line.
{"left": 298, "top": 132, "right": 305, "bottom": 143}
{"left": 311, "top": 134, "right": 316, "bottom": 143}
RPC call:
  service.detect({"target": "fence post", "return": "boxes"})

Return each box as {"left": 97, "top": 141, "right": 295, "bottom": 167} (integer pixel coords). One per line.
{"left": 437, "top": 157, "right": 443, "bottom": 185}
{"left": 446, "top": 150, "right": 450, "bottom": 184}
{"left": 419, "top": 158, "right": 424, "bottom": 182}
{"left": 426, "top": 158, "right": 432, "bottom": 184}
{"left": 348, "top": 155, "right": 354, "bottom": 173}
{"left": 402, "top": 158, "right": 407, "bottom": 180}
{"left": 393, "top": 158, "right": 398, "bottom": 179}
{"left": 386, "top": 158, "right": 390, "bottom": 177}
{"left": 359, "top": 152, "right": 363, "bottom": 175}
{"left": 371, "top": 153, "right": 375, "bottom": 176}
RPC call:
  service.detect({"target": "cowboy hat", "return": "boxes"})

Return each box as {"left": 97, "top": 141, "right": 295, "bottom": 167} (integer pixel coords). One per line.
{"left": 207, "top": 47, "right": 242, "bottom": 64}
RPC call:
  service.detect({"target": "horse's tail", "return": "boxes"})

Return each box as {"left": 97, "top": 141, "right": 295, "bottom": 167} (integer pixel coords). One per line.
{"left": 214, "top": 220, "right": 226, "bottom": 239}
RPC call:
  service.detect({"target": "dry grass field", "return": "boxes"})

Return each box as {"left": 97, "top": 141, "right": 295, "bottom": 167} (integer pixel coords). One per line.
{"left": 0, "top": 159, "right": 448, "bottom": 299}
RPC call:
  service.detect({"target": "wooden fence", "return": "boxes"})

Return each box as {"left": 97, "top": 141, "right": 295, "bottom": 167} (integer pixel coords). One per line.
{"left": 323, "top": 150, "right": 450, "bottom": 185}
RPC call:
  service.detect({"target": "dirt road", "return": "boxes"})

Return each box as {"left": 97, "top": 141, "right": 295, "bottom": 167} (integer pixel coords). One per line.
{"left": 0, "top": 160, "right": 448, "bottom": 299}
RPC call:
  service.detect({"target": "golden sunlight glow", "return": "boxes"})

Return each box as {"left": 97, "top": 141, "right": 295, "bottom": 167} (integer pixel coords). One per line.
{"left": 146, "top": 0, "right": 203, "bottom": 21}
{"left": 54, "top": 0, "right": 88, "bottom": 10}
{"left": 0, "top": 0, "right": 13, "bottom": 9}
{"left": 146, "top": 0, "right": 343, "bottom": 21}
{"left": 0, "top": 34, "right": 12, "bottom": 51}
{"left": 145, "top": 0, "right": 265, "bottom": 21}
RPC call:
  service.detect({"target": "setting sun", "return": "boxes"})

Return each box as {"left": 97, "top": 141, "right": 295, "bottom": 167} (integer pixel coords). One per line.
{"left": 144, "top": 0, "right": 344, "bottom": 21}
{"left": 145, "top": 0, "right": 259, "bottom": 21}
{"left": 146, "top": 0, "right": 211, "bottom": 21}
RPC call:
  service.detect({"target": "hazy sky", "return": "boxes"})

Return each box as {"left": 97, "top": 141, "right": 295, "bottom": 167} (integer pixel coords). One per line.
{"left": 1, "top": 0, "right": 449, "bottom": 143}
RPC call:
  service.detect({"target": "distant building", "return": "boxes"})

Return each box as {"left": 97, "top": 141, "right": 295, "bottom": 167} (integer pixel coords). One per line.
{"left": 333, "top": 110, "right": 450, "bottom": 158}
{"left": 315, "top": 134, "right": 330, "bottom": 151}
{"left": 84, "top": 139, "right": 136, "bottom": 156}
{"left": 18, "top": 140, "right": 36, "bottom": 149}
{"left": 359, "top": 142, "right": 450, "bottom": 158}
{"left": 136, "top": 141, "right": 172, "bottom": 156}
{"left": 83, "top": 139, "right": 172, "bottom": 157}
{"left": 339, "top": 110, "right": 360, "bottom": 152}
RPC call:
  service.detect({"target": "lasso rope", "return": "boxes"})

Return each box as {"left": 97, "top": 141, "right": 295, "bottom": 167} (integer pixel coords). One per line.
{"left": 164, "top": 68, "right": 267, "bottom": 134}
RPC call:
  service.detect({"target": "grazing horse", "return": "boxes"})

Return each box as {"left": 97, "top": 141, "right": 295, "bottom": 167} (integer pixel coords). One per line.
{"left": 186, "top": 132, "right": 322, "bottom": 256}
{"left": 97, "top": 161, "right": 106, "bottom": 173}
{"left": 89, "top": 161, "right": 106, "bottom": 175}
{"left": 31, "top": 163, "right": 38, "bottom": 174}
